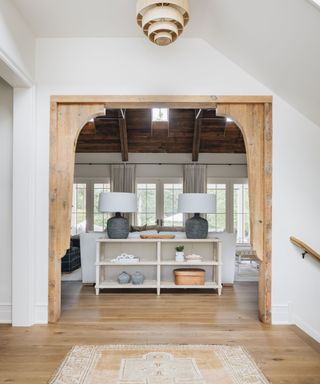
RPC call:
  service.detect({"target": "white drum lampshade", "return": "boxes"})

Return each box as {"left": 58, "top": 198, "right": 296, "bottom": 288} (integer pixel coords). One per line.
{"left": 98, "top": 193, "right": 137, "bottom": 239}
{"left": 178, "top": 193, "right": 216, "bottom": 214}
{"left": 136, "top": 0, "right": 190, "bottom": 46}
{"left": 99, "top": 192, "right": 137, "bottom": 213}
{"left": 178, "top": 193, "right": 216, "bottom": 239}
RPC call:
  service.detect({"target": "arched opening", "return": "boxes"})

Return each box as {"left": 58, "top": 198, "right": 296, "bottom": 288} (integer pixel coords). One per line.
{"left": 49, "top": 96, "right": 272, "bottom": 324}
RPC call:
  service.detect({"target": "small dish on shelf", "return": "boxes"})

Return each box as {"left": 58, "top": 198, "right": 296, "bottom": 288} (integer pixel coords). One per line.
{"left": 111, "top": 253, "right": 140, "bottom": 264}
{"left": 185, "top": 254, "right": 203, "bottom": 262}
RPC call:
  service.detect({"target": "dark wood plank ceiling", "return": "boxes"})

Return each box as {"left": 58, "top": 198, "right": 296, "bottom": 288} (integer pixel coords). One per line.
{"left": 77, "top": 109, "right": 246, "bottom": 156}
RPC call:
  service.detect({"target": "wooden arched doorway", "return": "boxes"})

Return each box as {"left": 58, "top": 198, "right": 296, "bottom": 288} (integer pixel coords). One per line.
{"left": 49, "top": 96, "right": 272, "bottom": 323}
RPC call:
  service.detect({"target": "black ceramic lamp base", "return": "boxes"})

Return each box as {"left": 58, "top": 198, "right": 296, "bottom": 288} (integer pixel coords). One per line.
{"left": 107, "top": 212, "right": 129, "bottom": 239}
{"left": 185, "top": 213, "right": 208, "bottom": 239}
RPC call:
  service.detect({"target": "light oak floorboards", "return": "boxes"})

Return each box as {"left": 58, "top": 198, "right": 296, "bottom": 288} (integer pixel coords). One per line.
{"left": 0, "top": 282, "right": 319, "bottom": 383}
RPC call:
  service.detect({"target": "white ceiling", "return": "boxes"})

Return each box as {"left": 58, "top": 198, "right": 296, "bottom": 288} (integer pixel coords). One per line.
{"left": 12, "top": 0, "right": 320, "bottom": 126}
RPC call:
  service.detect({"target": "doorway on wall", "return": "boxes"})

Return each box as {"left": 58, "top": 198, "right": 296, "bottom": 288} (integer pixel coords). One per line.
{"left": 49, "top": 96, "right": 272, "bottom": 324}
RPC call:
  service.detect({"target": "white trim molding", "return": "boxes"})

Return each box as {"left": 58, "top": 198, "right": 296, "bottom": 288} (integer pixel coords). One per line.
{"left": 0, "top": 48, "right": 33, "bottom": 88}
{"left": 272, "top": 303, "right": 320, "bottom": 342}
{"left": 272, "top": 303, "right": 293, "bottom": 324}
{"left": 34, "top": 304, "right": 48, "bottom": 324}
{"left": 0, "top": 303, "right": 12, "bottom": 324}
{"left": 12, "top": 87, "right": 36, "bottom": 326}
{"left": 293, "top": 314, "right": 320, "bottom": 343}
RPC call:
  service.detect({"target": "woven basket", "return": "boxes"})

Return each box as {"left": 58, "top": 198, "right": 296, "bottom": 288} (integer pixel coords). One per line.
{"left": 174, "top": 268, "right": 205, "bottom": 285}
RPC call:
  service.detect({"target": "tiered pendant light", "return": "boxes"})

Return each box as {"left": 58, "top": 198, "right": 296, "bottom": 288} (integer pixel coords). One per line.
{"left": 136, "top": 1, "right": 190, "bottom": 46}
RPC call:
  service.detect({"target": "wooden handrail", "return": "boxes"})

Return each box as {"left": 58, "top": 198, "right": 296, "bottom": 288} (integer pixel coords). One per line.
{"left": 290, "top": 236, "right": 320, "bottom": 262}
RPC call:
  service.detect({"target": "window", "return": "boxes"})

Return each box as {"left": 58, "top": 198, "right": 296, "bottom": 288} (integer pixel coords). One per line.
{"left": 152, "top": 108, "right": 168, "bottom": 122}
{"left": 71, "top": 183, "right": 87, "bottom": 235}
{"left": 136, "top": 179, "right": 183, "bottom": 227}
{"left": 233, "top": 184, "right": 250, "bottom": 243}
{"left": 93, "top": 183, "right": 110, "bottom": 231}
{"left": 207, "top": 183, "right": 227, "bottom": 232}
{"left": 163, "top": 183, "right": 183, "bottom": 227}
{"left": 137, "top": 183, "right": 157, "bottom": 225}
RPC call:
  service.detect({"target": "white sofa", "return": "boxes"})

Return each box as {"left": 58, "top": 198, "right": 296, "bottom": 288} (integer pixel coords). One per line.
{"left": 209, "top": 232, "right": 237, "bottom": 284}
{"left": 80, "top": 231, "right": 237, "bottom": 285}
{"left": 80, "top": 232, "right": 104, "bottom": 283}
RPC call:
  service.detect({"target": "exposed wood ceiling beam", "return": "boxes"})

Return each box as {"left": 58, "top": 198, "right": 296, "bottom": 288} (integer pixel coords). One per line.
{"left": 118, "top": 109, "right": 128, "bottom": 161}
{"left": 192, "top": 109, "right": 202, "bottom": 162}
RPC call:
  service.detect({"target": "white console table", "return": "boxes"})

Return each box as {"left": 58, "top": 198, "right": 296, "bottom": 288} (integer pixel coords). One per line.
{"left": 95, "top": 238, "right": 222, "bottom": 295}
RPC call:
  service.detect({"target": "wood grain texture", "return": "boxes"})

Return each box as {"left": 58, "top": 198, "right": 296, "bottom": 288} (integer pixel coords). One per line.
{"left": 50, "top": 95, "right": 272, "bottom": 105}
{"left": 192, "top": 110, "right": 202, "bottom": 161}
{"left": 77, "top": 109, "right": 246, "bottom": 154}
{"left": 49, "top": 102, "right": 105, "bottom": 322}
{"left": 49, "top": 96, "right": 272, "bottom": 324}
{"left": 216, "top": 103, "right": 272, "bottom": 324}
{"left": 290, "top": 236, "right": 320, "bottom": 262}
{"left": 261, "top": 102, "right": 272, "bottom": 324}
{"left": 0, "top": 282, "right": 319, "bottom": 384}
{"left": 118, "top": 112, "right": 129, "bottom": 161}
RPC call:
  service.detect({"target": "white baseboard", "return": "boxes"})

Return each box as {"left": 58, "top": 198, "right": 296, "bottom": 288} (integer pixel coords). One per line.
{"left": 0, "top": 303, "right": 12, "bottom": 324}
{"left": 34, "top": 304, "right": 48, "bottom": 324}
{"left": 272, "top": 303, "right": 293, "bottom": 324}
{"left": 293, "top": 314, "right": 320, "bottom": 343}
{"left": 272, "top": 303, "right": 320, "bottom": 343}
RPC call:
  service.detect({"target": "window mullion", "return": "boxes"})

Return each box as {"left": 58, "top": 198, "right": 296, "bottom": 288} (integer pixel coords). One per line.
{"left": 226, "top": 181, "right": 233, "bottom": 233}
{"left": 157, "top": 180, "right": 163, "bottom": 225}
{"left": 86, "top": 180, "right": 93, "bottom": 232}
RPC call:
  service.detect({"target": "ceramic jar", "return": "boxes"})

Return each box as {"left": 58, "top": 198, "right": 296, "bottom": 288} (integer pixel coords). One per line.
{"left": 118, "top": 271, "right": 131, "bottom": 284}
{"left": 131, "top": 271, "right": 145, "bottom": 285}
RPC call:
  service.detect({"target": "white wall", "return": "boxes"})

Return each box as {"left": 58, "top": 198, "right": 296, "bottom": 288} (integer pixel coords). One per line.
{"left": 12, "top": 87, "right": 36, "bottom": 326}
{"left": 74, "top": 153, "right": 248, "bottom": 179}
{"left": 0, "top": 1, "right": 36, "bottom": 325}
{"left": 0, "top": 0, "right": 35, "bottom": 86}
{"left": 33, "top": 37, "right": 320, "bottom": 341}
{"left": 272, "top": 97, "right": 320, "bottom": 341}
{"left": 0, "top": 76, "right": 13, "bottom": 323}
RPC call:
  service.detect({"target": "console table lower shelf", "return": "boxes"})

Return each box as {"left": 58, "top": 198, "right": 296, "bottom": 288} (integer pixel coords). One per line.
{"left": 95, "top": 239, "right": 223, "bottom": 296}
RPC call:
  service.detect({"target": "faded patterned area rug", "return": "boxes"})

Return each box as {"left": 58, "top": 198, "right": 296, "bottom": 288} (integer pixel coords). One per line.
{"left": 49, "top": 344, "right": 269, "bottom": 384}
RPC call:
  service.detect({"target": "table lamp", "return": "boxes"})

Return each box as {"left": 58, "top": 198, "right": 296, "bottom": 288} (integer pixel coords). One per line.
{"left": 178, "top": 193, "right": 216, "bottom": 239}
{"left": 99, "top": 192, "right": 137, "bottom": 239}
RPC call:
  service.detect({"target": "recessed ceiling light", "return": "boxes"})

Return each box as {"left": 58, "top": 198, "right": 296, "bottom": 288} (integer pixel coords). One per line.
{"left": 226, "top": 117, "right": 233, "bottom": 123}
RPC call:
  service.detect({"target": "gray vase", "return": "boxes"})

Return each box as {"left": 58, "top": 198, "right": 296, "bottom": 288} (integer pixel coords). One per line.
{"left": 107, "top": 212, "right": 129, "bottom": 239}
{"left": 131, "top": 271, "right": 145, "bottom": 285}
{"left": 185, "top": 213, "right": 208, "bottom": 239}
{"left": 118, "top": 271, "right": 131, "bottom": 284}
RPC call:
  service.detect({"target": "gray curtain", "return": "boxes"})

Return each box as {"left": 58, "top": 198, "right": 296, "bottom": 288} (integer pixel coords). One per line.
{"left": 183, "top": 164, "right": 207, "bottom": 219}
{"left": 111, "top": 164, "right": 136, "bottom": 193}
{"left": 183, "top": 164, "right": 207, "bottom": 193}
{"left": 110, "top": 164, "right": 136, "bottom": 224}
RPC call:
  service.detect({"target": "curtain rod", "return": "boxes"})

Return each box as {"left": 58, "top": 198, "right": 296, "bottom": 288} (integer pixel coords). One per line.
{"left": 75, "top": 162, "right": 247, "bottom": 166}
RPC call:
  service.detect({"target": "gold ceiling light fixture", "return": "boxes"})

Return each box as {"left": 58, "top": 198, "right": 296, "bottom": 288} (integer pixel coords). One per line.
{"left": 136, "top": 1, "right": 190, "bottom": 46}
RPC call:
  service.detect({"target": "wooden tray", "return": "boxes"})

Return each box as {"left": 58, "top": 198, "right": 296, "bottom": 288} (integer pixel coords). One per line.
{"left": 140, "top": 234, "right": 176, "bottom": 239}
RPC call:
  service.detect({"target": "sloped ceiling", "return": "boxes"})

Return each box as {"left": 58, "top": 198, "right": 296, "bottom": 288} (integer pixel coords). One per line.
{"left": 12, "top": 0, "right": 320, "bottom": 126}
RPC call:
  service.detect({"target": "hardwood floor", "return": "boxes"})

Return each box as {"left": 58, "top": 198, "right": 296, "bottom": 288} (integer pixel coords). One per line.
{"left": 0, "top": 282, "right": 319, "bottom": 383}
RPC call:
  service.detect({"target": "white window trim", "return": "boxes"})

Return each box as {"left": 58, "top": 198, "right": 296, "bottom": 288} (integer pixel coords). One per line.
{"left": 207, "top": 177, "right": 249, "bottom": 244}
{"left": 74, "top": 177, "right": 110, "bottom": 232}
{"left": 207, "top": 178, "right": 230, "bottom": 233}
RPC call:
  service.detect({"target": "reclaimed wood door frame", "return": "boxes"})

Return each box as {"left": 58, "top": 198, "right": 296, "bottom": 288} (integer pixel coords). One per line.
{"left": 49, "top": 95, "right": 272, "bottom": 323}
